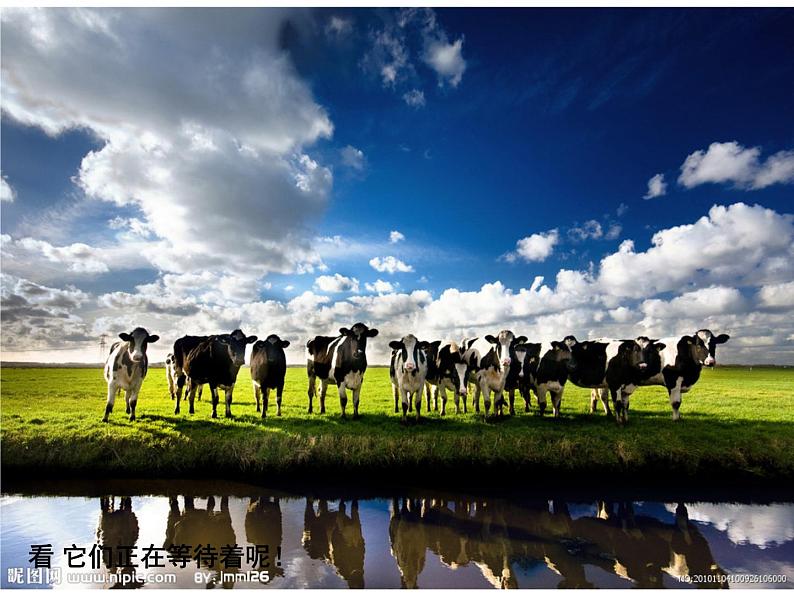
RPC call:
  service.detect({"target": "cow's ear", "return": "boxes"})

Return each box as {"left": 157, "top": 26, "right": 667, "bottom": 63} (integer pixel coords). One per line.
{"left": 280, "top": 340, "right": 291, "bottom": 348}
{"left": 715, "top": 334, "right": 730, "bottom": 344}
{"left": 389, "top": 341, "right": 403, "bottom": 350}
{"left": 551, "top": 341, "right": 564, "bottom": 350}
{"left": 485, "top": 335, "right": 498, "bottom": 344}
{"left": 515, "top": 335, "right": 527, "bottom": 344}
{"left": 147, "top": 334, "right": 160, "bottom": 343}
{"left": 367, "top": 328, "right": 379, "bottom": 337}
{"left": 655, "top": 342, "right": 666, "bottom": 351}
{"left": 246, "top": 335, "right": 258, "bottom": 344}
{"left": 119, "top": 332, "right": 132, "bottom": 342}
{"left": 339, "top": 327, "right": 350, "bottom": 336}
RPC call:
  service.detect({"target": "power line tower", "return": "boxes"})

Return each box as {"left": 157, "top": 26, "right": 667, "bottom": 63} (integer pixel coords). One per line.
{"left": 99, "top": 334, "right": 108, "bottom": 362}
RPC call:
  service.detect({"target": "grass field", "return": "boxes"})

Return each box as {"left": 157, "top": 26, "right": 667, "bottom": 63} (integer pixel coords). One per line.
{"left": 1, "top": 366, "right": 793, "bottom": 488}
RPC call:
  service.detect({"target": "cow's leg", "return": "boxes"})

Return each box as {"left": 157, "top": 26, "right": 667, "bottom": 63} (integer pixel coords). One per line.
{"left": 425, "top": 384, "right": 432, "bottom": 411}
{"left": 128, "top": 388, "right": 139, "bottom": 421}
{"left": 319, "top": 379, "right": 328, "bottom": 414}
{"left": 622, "top": 389, "right": 632, "bottom": 423}
{"left": 187, "top": 381, "right": 197, "bottom": 415}
{"left": 103, "top": 381, "right": 118, "bottom": 422}
{"left": 535, "top": 386, "right": 547, "bottom": 416}
{"left": 253, "top": 384, "right": 261, "bottom": 412}
{"left": 261, "top": 387, "right": 270, "bottom": 419}
{"left": 599, "top": 388, "right": 612, "bottom": 416}
{"left": 473, "top": 383, "right": 481, "bottom": 413}
{"left": 276, "top": 382, "right": 284, "bottom": 416}
{"left": 307, "top": 373, "right": 316, "bottom": 413}
{"left": 393, "top": 383, "right": 400, "bottom": 413}
{"left": 433, "top": 386, "right": 439, "bottom": 412}
{"left": 508, "top": 388, "right": 516, "bottom": 416}
{"left": 551, "top": 387, "right": 564, "bottom": 418}
{"left": 338, "top": 383, "right": 348, "bottom": 418}
{"left": 210, "top": 385, "right": 219, "bottom": 419}
{"left": 401, "top": 388, "right": 409, "bottom": 420}
{"left": 589, "top": 389, "right": 599, "bottom": 414}
{"left": 175, "top": 374, "right": 185, "bottom": 412}
{"left": 521, "top": 386, "right": 531, "bottom": 412}
{"left": 669, "top": 377, "right": 683, "bottom": 421}
{"left": 224, "top": 384, "right": 234, "bottom": 418}
{"left": 197, "top": 384, "right": 203, "bottom": 401}
{"left": 439, "top": 386, "right": 447, "bottom": 416}
{"left": 610, "top": 387, "right": 624, "bottom": 424}
{"left": 123, "top": 388, "right": 131, "bottom": 415}
{"left": 167, "top": 371, "right": 176, "bottom": 400}
{"left": 482, "top": 385, "right": 492, "bottom": 419}
{"left": 352, "top": 385, "right": 362, "bottom": 419}
{"left": 414, "top": 389, "right": 422, "bottom": 421}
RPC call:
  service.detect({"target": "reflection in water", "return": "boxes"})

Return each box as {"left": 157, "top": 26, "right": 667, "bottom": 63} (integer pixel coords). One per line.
{"left": 164, "top": 496, "right": 238, "bottom": 588}
{"left": 97, "top": 496, "right": 142, "bottom": 588}
{"left": 302, "top": 499, "right": 365, "bottom": 588}
{"left": 1, "top": 489, "right": 792, "bottom": 589}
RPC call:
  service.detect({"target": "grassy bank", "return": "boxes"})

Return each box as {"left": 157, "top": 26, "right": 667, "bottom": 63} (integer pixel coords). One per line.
{"left": 2, "top": 366, "right": 793, "bottom": 488}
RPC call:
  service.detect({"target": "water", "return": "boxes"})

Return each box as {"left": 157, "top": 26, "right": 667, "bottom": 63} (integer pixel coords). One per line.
{"left": 1, "top": 483, "right": 792, "bottom": 589}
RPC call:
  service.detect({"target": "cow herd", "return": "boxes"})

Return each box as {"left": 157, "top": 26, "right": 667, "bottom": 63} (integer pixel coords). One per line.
{"left": 102, "top": 323, "right": 729, "bottom": 425}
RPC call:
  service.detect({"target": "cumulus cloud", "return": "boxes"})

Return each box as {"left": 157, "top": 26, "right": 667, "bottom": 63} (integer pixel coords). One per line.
{"left": 340, "top": 145, "right": 366, "bottom": 171}
{"left": 402, "top": 89, "right": 426, "bottom": 107}
{"left": 757, "top": 281, "right": 794, "bottom": 310}
{"left": 643, "top": 173, "right": 667, "bottom": 199}
{"left": 641, "top": 286, "right": 748, "bottom": 321}
{"left": 1, "top": 174, "right": 16, "bottom": 202}
{"left": 1, "top": 8, "right": 334, "bottom": 281}
{"left": 314, "top": 273, "right": 360, "bottom": 293}
{"left": 568, "top": 220, "right": 603, "bottom": 241}
{"left": 369, "top": 255, "right": 414, "bottom": 274}
{"left": 325, "top": 15, "right": 352, "bottom": 39}
{"left": 504, "top": 229, "right": 560, "bottom": 262}
{"left": 424, "top": 38, "right": 467, "bottom": 87}
{"left": 604, "top": 223, "right": 622, "bottom": 240}
{"left": 389, "top": 230, "right": 405, "bottom": 243}
{"left": 365, "top": 279, "right": 395, "bottom": 293}
{"left": 669, "top": 503, "right": 794, "bottom": 549}
{"left": 678, "top": 141, "right": 794, "bottom": 190}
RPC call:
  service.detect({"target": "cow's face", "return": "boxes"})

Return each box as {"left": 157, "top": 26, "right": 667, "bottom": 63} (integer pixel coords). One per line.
{"left": 635, "top": 337, "right": 666, "bottom": 375}
{"left": 513, "top": 346, "right": 528, "bottom": 378}
{"left": 682, "top": 335, "right": 710, "bottom": 366}
{"left": 222, "top": 329, "right": 258, "bottom": 367}
{"left": 119, "top": 327, "right": 159, "bottom": 362}
{"left": 258, "top": 334, "right": 290, "bottom": 360}
{"left": 696, "top": 329, "right": 730, "bottom": 367}
{"left": 389, "top": 334, "right": 426, "bottom": 374}
{"left": 549, "top": 340, "right": 574, "bottom": 367}
{"left": 484, "top": 330, "right": 521, "bottom": 370}
{"left": 619, "top": 339, "right": 646, "bottom": 370}
{"left": 340, "top": 322, "right": 379, "bottom": 357}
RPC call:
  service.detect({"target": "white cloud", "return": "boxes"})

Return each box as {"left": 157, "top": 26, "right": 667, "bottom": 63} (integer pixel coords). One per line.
{"left": 389, "top": 230, "right": 405, "bottom": 243}
{"left": 402, "top": 89, "right": 426, "bottom": 107}
{"left": 678, "top": 141, "right": 794, "bottom": 190}
{"left": 365, "top": 29, "right": 410, "bottom": 87}
{"left": 616, "top": 202, "right": 629, "bottom": 217}
{"left": 641, "top": 286, "right": 747, "bottom": 320}
{"left": 369, "top": 255, "right": 414, "bottom": 274}
{"left": 314, "top": 273, "right": 360, "bottom": 293}
{"left": 424, "top": 38, "right": 467, "bottom": 87}
{"left": 1, "top": 174, "right": 16, "bottom": 202}
{"left": 504, "top": 229, "right": 559, "bottom": 262}
{"left": 1, "top": 8, "right": 333, "bottom": 281}
{"left": 568, "top": 220, "right": 603, "bottom": 241}
{"left": 365, "top": 279, "right": 395, "bottom": 293}
{"left": 757, "top": 281, "right": 794, "bottom": 309}
{"left": 669, "top": 503, "right": 794, "bottom": 549}
{"left": 340, "top": 145, "right": 366, "bottom": 171}
{"left": 325, "top": 15, "right": 352, "bottom": 39}
{"left": 604, "top": 223, "right": 622, "bottom": 240}
{"left": 643, "top": 173, "right": 667, "bottom": 199}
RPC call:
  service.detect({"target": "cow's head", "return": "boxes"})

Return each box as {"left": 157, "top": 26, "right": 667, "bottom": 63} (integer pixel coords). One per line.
{"left": 484, "top": 330, "right": 527, "bottom": 370}
{"left": 562, "top": 335, "right": 579, "bottom": 369}
{"left": 696, "top": 329, "right": 730, "bottom": 367}
{"left": 389, "top": 334, "right": 427, "bottom": 374}
{"left": 165, "top": 352, "right": 174, "bottom": 366}
{"left": 680, "top": 334, "right": 710, "bottom": 367}
{"left": 513, "top": 345, "right": 529, "bottom": 378}
{"left": 618, "top": 339, "right": 647, "bottom": 370}
{"left": 340, "top": 322, "right": 379, "bottom": 358}
{"left": 118, "top": 327, "right": 159, "bottom": 362}
{"left": 255, "top": 334, "right": 290, "bottom": 361}
{"left": 220, "top": 329, "right": 258, "bottom": 367}
{"left": 635, "top": 337, "right": 666, "bottom": 376}
{"left": 438, "top": 342, "right": 469, "bottom": 396}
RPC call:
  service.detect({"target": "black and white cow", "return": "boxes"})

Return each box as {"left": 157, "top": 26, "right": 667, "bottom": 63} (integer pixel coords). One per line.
{"left": 250, "top": 334, "right": 290, "bottom": 418}
{"left": 306, "top": 322, "right": 379, "bottom": 418}
{"left": 508, "top": 341, "right": 575, "bottom": 417}
{"left": 103, "top": 327, "right": 159, "bottom": 422}
{"left": 180, "top": 329, "right": 257, "bottom": 418}
{"left": 463, "top": 330, "right": 527, "bottom": 418}
{"left": 566, "top": 336, "right": 666, "bottom": 423}
{"left": 637, "top": 329, "right": 730, "bottom": 421}
{"left": 389, "top": 334, "right": 430, "bottom": 421}
{"left": 423, "top": 340, "right": 470, "bottom": 415}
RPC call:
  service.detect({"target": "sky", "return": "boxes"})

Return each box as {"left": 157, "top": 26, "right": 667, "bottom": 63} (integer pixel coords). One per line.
{"left": 1, "top": 7, "right": 793, "bottom": 364}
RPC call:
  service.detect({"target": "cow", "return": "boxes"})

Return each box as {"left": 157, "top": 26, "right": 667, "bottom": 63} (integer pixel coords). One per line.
{"left": 171, "top": 330, "right": 249, "bottom": 415}
{"left": 389, "top": 334, "right": 430, "bottom": 421}
{"left": 102, "top": 327, "right": 159, "bottom": 422}
{"left": 250, "top": 334, "right": 290, "bottom": 418}
{"left": 463, "top": 330, "right": 527, "bottom": 418}
{"left": 306, "top": 322, "right": 379, "bottom": 418}
{"left": 566, "top": 337, "right": 666, "bottom": 423}
{"left": 639, "top": 329, "right": 729, "bottom": 421}
{"left": 166, "top": 352, "right": 202, "bottom": 402}
{"left": 180, "top": 329, "right": 257, "bottom": 418}
{"left": 423, "top": 340, "right": 470, "bottom": 415}
{"left": 506, "top": 340, "right": 575, "bottom": 417}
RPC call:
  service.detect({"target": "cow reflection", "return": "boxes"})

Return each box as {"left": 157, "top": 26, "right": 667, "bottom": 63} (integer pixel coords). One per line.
{"left": 387, "top": 498, "right": 725, "bottom": 589}
{"left": 244, "top": 497, "right": 284, "bottom": 582}
{"left": 302, "top": 499, "right": 365, "bottom": 588}
{"left": 97, "top": 496, "right": 142, "bottom": 588}
{"left": 163, "top": 496, "right": 238, "bottom": 588}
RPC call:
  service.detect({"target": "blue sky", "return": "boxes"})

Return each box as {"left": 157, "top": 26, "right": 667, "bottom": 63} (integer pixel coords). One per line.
{"left": 1, "top": 8, "right": 793, "bottom": 363}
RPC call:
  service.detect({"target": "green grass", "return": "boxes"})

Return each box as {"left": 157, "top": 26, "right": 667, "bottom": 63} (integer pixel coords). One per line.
{"left": 2, "top": 366, "right": 793, "bottom": 487}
